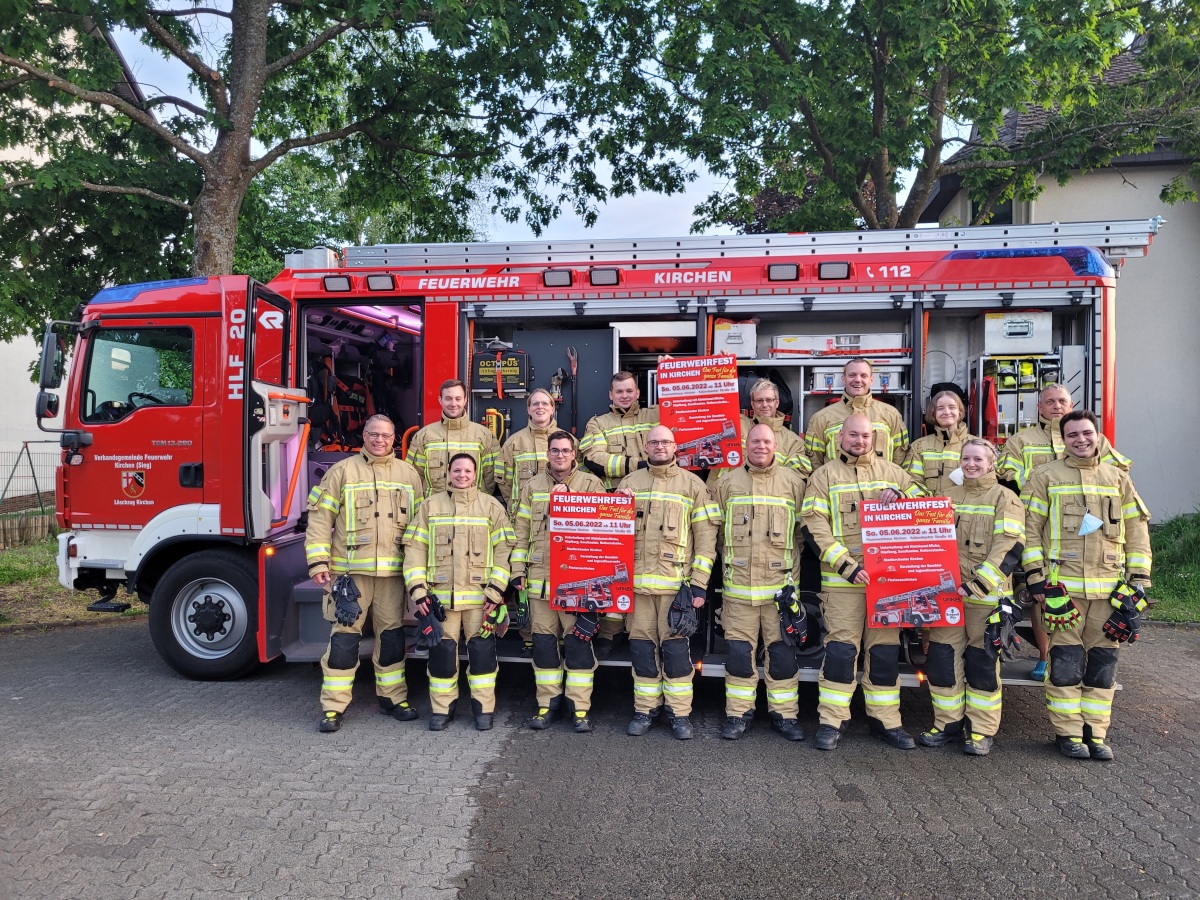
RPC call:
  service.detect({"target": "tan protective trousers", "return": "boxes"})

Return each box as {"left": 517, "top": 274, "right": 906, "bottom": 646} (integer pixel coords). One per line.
{"left": 531, "top": 598, "right": 598, "bottom": 712}
{"left": 722, "top": 600, "right": 800, "bottom": 718}
{"left": 628, "top": 592, "right": 695, "bottom": 716}
{"left": 926, "top": 605, "right": 1003, "bottom": 736}
{"left": 1047, "top": 596, "right": 1120, "bottom": 740}
{"left": 818, "top": 589, "right": 903, "bottom": 730}
{"left": 319, "top": 575, "right": 408, "bottom": 713}
{"left": 427, "top": 607, "right": 496, "bottom": 715}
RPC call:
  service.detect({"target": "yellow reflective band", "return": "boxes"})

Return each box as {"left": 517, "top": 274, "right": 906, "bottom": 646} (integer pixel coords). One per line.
{"left": 819, "top": 687, "right": 854, "bottom": 706}
{"left": 662, "top": 682, "right": 693, "bottom": 695}
{"left": 534, "top": 669, "right": 564, "bottom": 685}
{"left": 633, "top": 681, "right": 663, "bottom": 697}
{"left": 929, "top": 691, "right": 966, "bottom": 710}
{"left": 863, "top": 689, "right": 900, "bottom": 706}
{"left": 429, "top": 677, "right": 459, "bottom": 694}
{"left": 1046, "top": 696, "right": 1082, "bottom": 714}
{"left": 467, "top": 672, "right": 497, "bottom": 689}
{"left": 565, "top": 673, "right": 593, "bottom": 687}
{"left": 767, "top": 688, "right": 799, "bottom": 703}
{"left": 375, "top": 670, "right": 406, "bottom": 686}
{"left": 966, "top": 690, "right": 1003, "bottom": 711}
{"left": 725, "top": 684, "right": 757, "bottom": 700}
{"left": 322, "top": 676, "right": 355, "bottom": 689}
{"left": 1079, "top": 697, "right": 1113, "bottom": 714}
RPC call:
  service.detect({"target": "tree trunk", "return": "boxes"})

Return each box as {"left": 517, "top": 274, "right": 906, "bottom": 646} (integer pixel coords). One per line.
{"left": 191, "top": 168, "right": 248, "bottom": 276}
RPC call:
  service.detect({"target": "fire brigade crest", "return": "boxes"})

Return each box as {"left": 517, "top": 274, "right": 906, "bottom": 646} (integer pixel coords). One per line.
{"left": 121, "top": 470, "right": 147, "bottom": 498}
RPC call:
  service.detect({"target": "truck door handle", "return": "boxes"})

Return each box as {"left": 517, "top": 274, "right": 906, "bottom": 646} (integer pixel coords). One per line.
{"left": 179, "top": 463, "right": 204, "bottom": 488}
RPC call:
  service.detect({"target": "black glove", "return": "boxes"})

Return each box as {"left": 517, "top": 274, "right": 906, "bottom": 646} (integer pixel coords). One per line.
{"left": 1102, "top": 606, "right": 1141, "bottom": 643}
{"left": 414, "top": 603, "right": 445, "bottom": 650}
{"left": 983, "top": 595, "right": 1023, "bottom": 660}
{"left": 1042, "top": 583, "right": 1081, "bottom": 632}
{"left": 505, "top": 581, "right": 531, "bottom": 630}
{"left": 667, "top": 584, "right": 699, "bottom": 638}
{"left": 775, "top": 584, "right": 807, "bottom": 647}
{"left": 1110, "top": 581, "right": 1149, "bottom": 614}
{"left": 331, "top": 574, "right": 362, "bottom": 627}
{"left": 572, "top": 611, "right": 601, "bottom": 642}
{"left": 478, "top": 603, "right": 509, "bottom": 639}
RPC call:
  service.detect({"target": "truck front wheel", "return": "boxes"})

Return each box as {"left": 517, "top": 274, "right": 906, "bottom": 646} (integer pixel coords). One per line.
{"left": 149, "top": 549, "right": 260, "bottom": 679}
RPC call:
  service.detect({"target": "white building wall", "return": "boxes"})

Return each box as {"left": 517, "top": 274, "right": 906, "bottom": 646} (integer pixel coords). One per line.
{"left": 1030, "top": 167, "right": 1200, "bottom": 520}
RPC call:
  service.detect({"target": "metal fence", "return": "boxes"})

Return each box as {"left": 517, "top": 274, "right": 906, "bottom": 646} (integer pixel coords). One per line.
{"left": 1, "top": 443, "right": 58, "bottom": 515}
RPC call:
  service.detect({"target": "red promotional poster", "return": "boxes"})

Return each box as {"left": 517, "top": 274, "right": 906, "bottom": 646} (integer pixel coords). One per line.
{"left": 656, "top": 354, "right": 743, "bottom": 470}
{"left": 548, "top": 492, "right": 635, "bottom": 614}
{"left": 861, "top": 497, "right": 963, "bottom": 629}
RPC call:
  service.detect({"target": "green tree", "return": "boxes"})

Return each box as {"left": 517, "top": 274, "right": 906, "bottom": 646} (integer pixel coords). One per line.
{"left": 655, "top": 0, "right": 1192, "bottom": 230}
{"left": 0, "top": 0, "right": 686, "bottom": 325}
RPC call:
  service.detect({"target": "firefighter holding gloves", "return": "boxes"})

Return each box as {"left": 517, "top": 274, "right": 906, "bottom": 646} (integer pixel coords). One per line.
{"left": 510, "top": 430, "right": 607, "bottom": 732}
{"left": 617, "top": 425, "right": 719, "bottom": 740}
{"left": 403, "top": 453, "right": 516, "bottom": 731}
{"left": 710, "top": 424, "right": 809, "bottom": 741}
{"left": 306, "top": 415, "right": 423, "bottom": 733}
{"left": 1021, "top": 410, "right": 1151, "bottom": 760}
{"left": 801, "top": 413, "right": 925, "bottom": 750}
{"left": 920, "top": 438, "right": 1025, "bottom": 756}
{"left": 408, "top": 378, "right": 501, "bottom": 496}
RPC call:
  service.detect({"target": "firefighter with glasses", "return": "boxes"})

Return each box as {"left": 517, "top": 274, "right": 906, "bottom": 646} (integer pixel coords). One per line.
{"left": 403, "top": 453, "right": 515, "bottom": 731}
{"left": 1021, "top": 409, "right": 1151, "bottom": 760}
{"left": 307, "top": 414, "right": 422, "bottom": 733}
{"left": 511, "top": 430, "right": 607, "bottom": 732}
{"left": 919, "top": 438, "right": 1024, "bottom": 756}
{"left": 617, "top": 424, "right": 719, "bottom": 740}
{"left": 711, "top": 424, "right": 808, "bottom": 741}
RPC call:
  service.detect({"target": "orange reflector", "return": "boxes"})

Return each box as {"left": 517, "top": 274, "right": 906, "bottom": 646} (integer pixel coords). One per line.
{"left": 916, "top": 670, "right": 927, "bottom": 683}
{"left": 264, "top": 547, "right": 275, "bottom": 556}
{"left": 695, "top": 659, "right": 702, "bottom": 673}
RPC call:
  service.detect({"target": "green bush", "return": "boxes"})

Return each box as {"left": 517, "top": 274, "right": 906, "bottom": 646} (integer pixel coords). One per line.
{"left": 1148, "top": 513, "right": 1200, "bottom": 623}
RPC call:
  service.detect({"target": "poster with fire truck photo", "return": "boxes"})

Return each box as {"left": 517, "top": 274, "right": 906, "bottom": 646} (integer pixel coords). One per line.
{"left": 656, "top": 354, "right": 743, "bottom": 470}
{"left": 548, "top": 492, "right": 636, "bottom": 614}
{"left": 861, "top": 497, "right": 964, "bottom": 628}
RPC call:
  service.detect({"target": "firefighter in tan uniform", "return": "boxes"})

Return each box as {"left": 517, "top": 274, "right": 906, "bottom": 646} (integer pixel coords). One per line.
{"left": 919, "top": 438, "right": 1025, "bottom": 756}
{"left": 998, "top": 383, "right": 1132, "bottom": 681}
{"left": 580, "top": 371, "right": 659, "bottom": 656}
{"left": 1021, "top": 410, "right": 1151, "bottom": 760}
{"left": 403, "top": 454, "right": 515, "bottom": 731}
{"left": 801, "top": 413, "right": 925, "bottom": 751}
{"left": 306, "top": 415, "right": 422, "bottom": 733}
{"left": 408, "top": 379, "right": 501, "bottom": 496}
{"left": 804, "top": 358, "right": 908, "bottom": 468}
{"left": 727, "top": 378, "right": 811, "bottom": 475}
{"left": 497, "top": 388, "right": 563, "bottom": 655}
{"left": 617, "top": 425, "right": 719, "bottom": 740}
{"left": 903, "top": 390, "right": 973, "bottom": 496}
{"left": 510, "top": 430, "right": 607, "bottom": 732}
{"left": 711, "top": 424, "right": 808, "bottom": 741}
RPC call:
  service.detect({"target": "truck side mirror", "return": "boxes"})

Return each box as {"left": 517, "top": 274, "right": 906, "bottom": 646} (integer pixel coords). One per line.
{"left": 36, "top": 391, "right": 60, "bottom": 419}
{"left": 38, "top": 330, "right": 66, "bottom": 389}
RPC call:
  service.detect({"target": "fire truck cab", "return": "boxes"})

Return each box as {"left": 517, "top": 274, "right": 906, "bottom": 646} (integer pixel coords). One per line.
{"left": 34, "top": 219, "right": 1162, "bottom": 681}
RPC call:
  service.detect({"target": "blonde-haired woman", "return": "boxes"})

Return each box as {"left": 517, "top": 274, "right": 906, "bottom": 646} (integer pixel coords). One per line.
{"left": 904, "top": 390, "right": 972, "bottom": 496}
{"left": 919, "top": 437, "right": 1025, "bottom": 756}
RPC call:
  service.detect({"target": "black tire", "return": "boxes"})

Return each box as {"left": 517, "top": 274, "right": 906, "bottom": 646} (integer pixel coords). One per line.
{"left": 149, "top": 549, "right": 260, "bottom": 680}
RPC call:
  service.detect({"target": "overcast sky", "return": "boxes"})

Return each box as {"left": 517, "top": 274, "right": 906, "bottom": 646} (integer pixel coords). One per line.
{"left": 110, "top": 25, "right": 736, "bottom": 245}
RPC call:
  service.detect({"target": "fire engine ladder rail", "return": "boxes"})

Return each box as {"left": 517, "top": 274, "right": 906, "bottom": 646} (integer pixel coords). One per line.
{"left": 344, "top": 218, "right": 1164, "bottom": 268}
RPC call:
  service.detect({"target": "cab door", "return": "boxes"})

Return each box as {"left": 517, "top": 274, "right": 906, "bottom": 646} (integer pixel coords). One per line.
{"left": 65, "top": 319, "right": 206, "bottom": 530}
{"left": 244, "top": 286, "right": 307, "bottom": 540}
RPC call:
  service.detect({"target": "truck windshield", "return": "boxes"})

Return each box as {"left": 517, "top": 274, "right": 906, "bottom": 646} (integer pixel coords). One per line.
{"left": 81, "top": 327, "right": 194, "bottom": 423}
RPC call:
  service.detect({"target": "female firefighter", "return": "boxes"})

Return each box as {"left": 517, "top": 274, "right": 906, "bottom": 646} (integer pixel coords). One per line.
{"left": 903, "top": 389, "right": 974, "bottom": 496}
{"left": 919, "top": 438, "right": 1025, "bottom": 756}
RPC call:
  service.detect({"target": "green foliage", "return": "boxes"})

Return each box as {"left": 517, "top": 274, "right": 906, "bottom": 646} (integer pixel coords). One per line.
{"left": 1148, "top": 513, "right": 1200, "bottom": 624}
{"left": 0, "top": 538, "right": 57, "bottom": 586}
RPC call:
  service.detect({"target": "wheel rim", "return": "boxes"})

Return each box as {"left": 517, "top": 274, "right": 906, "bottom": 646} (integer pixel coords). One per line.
{"left": 169, "top": 576, "right": 250, "bottom": 660}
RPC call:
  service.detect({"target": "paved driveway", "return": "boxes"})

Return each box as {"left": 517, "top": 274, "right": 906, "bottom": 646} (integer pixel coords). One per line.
{"left": 2, "top": 621, "right": 1197, "bottom": 898}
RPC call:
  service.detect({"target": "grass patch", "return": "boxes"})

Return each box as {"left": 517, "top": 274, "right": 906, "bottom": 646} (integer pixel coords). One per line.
{"left": 1147, "top": 513, "right": 1200, "bottom": 624}
{"left": 0, "top": 537, "right": 145, "bottom": 629}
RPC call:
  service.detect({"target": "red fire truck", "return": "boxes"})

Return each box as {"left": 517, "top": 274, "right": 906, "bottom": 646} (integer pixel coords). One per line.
{"left": 33, "top": 219, "right": 1161, "bottom": 681}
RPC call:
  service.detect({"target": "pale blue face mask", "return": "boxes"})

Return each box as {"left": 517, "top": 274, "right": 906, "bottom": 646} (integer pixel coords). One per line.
{"left": 1079, "top": 511, "right": 1104, "bottom": 536}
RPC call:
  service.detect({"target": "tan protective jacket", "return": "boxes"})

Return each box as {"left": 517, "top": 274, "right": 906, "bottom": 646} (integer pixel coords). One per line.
{"left": 997, "top": 417, "right": 1129, "bottom": 489}
{"left": 711, "top": 461, "right": 807, "bottom": 605}
{"left": 402, "top": 485, "right": 515, "bottom": 607}
{"left": 618, "top": 461, "right": 719, "bottom": 596}
{"left": 581, "top": 402, "right": 659, "bottom": 489}
{"left": 1021, "top": 454, "right": 1151, "bottom": 600}
{"left": 804, "top": 393, "right": 909, "bottom": 469}
{"left": 945, "top": 472, "right": 1025, "bottom": 605}
{"left": 496, "top": 420, "right": 560, "bottom": 511}
{"left": 408, "top": 414, "right": 501, "bottom": 496}
{"left": 510, "top": 464, "right": 606, "bottom": 598}
{"left": 904, "top": 423, "right": 973, "bottom": 496}
{"left": 304, "top": 449, "right": 422, "bottom": 577}
{"left": 801, "top": 452, "right": 924, "bottom": 590}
